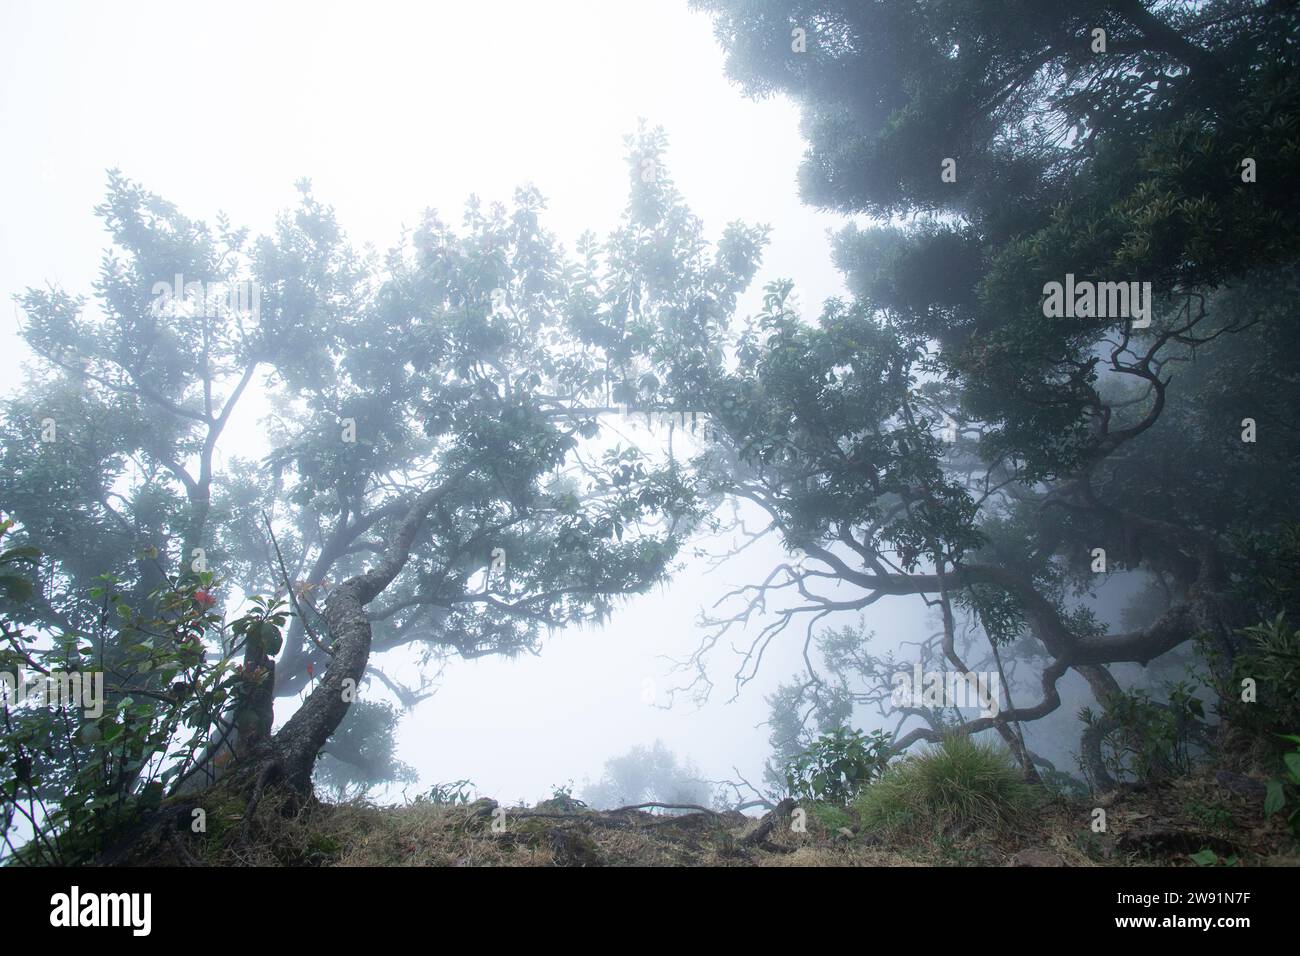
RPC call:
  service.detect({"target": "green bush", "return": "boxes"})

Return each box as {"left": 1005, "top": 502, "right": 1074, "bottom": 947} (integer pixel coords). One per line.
{"left": 785, "top": 727, "right": 892, "bottom": 806}
{"left": 855, "top": 734, "right": 1040, "bottom": 837}
{"left": 1215, "top": 523, "right": 1300, "bottom": 760}
{"left": 1216, "top": 615, "right": 1300, "bottom": 757}
{"left": 1080, "top": 680, "right": 1208, "bottom": 787}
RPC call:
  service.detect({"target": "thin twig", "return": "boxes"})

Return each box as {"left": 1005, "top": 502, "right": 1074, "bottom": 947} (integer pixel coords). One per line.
{"left": 262, "top": 511, "right": 332, "bottom": 657}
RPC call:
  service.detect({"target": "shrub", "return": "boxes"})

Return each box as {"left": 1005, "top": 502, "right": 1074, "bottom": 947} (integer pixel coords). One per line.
{"left": 1079, "top": 680, "right": 1209, "bottom": 788}
{"left": 1215, "top": 614, "right": 1300, "bottom": 760}
{"left": 1214, "top": 523, "right": 1300, "bottom": 762}
{"left": 855, "top": 734, "right": 1040, "bottom": 838}
{"left": 785, "top": 727, "right": 892, "bottom": 806}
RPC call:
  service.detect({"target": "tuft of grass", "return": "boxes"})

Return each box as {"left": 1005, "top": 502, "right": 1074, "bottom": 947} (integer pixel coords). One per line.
{"left": 855, "top": 735, "right": 1041, "bottom": 839}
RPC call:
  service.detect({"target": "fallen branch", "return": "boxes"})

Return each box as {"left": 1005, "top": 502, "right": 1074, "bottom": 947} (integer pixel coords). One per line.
{"left": 609, "top": 802, "right": 719, "bottom": 815}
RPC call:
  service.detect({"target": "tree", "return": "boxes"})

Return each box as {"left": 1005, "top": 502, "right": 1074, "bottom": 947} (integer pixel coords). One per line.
{"left": 313, "top": 700, "right": 418, "bottom": 801}
{"left": 679, "top": 0, "right": 1300, "bottom": 788}
{"left": 581, "top": 740, "right": 712, "bottom": 810}
{"left": 2, "top": 128, "right": 768, "bottom": 858}
{"left": 251, "top": 128, "right": 766, "bottom": 800}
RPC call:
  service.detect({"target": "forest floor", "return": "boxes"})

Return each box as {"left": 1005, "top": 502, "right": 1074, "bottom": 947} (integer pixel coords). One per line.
{"left": 212, "top": 764, "right": 1297, "bottom": 867}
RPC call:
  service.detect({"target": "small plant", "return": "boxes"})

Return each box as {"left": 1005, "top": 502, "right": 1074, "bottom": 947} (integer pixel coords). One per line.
{"left": 424, "top": 779, "right": 476, "bottom": 806}
{"left": 1080, "top": 680, "right": 1208, "bottom": 787}
{"left": 936, "top": 833, "right": 991, "bottom": 866}
{"left": 1263, "top": 733, "right": 1300, "bottom": 838}
{"left": 785, "top": 727, "right": 892, "bottom": 806}
{"left": 549, "top": 780, "right": 577, "bottom": 802}
{"left": 535, "top": 780, "right": 588, "bottom": 812}
{"left": 1187, "top": 797, "right": 1235, "bottom": 832}
{"left": 1071, "top": 829, "right": 1110, "bottom": 863}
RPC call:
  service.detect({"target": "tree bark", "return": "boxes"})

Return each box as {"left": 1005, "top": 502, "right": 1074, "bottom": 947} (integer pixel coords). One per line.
{"left": 228, "top": 462, "right": 477, "bottom": 796}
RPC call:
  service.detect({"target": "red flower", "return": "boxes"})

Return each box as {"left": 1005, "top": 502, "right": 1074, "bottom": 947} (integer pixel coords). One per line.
{"left": 193, "top": 589, "right": 216, "bottom": 609}
{"left": 306, "top": 664, "right": 314, "bottom": 679}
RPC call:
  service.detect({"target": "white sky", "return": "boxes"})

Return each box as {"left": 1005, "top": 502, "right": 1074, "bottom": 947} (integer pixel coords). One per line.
{"left": 0, "top": 0, "right": 944, "bottom": 805}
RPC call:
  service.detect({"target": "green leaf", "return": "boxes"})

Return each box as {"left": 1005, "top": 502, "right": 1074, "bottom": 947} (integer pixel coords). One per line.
{"left": 1265, "top": 779, "right": 1285, "bottom": 816}
{"left": 260, "top": 621, "right": 282, "bottom": 656}
{"left": 139, "top": 781, "right": 164, "bottom": 809}
{"left": 0, "top": 572, "right": 34, "bottom": 603}
{"left": 1284, "top": 752, "right": 1300, "bottom": 783}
